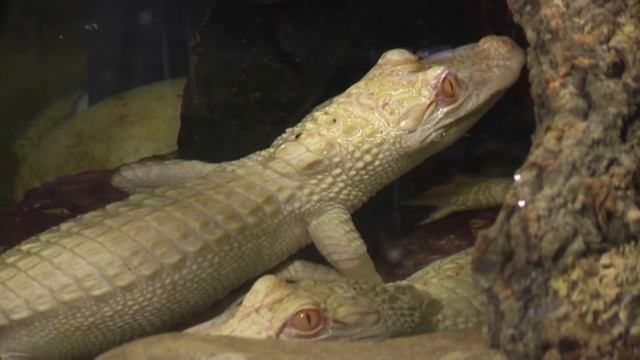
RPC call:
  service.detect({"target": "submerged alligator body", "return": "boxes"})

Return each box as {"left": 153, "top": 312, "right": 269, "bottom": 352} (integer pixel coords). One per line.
{"left": 0, "top": 35, "right": 524, "bottom": 359}
{"left": 186, "top": 177, "right": 516, "bottom": 340}
{"left": 186, "top": 248, "right": 484, "bottom": 340}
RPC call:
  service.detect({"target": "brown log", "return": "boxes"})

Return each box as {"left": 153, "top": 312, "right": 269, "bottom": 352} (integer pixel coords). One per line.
{"left": 472, "top": 0, "right": 640, "bottom": 358}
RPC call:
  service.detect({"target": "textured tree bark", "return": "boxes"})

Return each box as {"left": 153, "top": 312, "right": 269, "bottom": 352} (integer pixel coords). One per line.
{"left": 472, "top": 0, "right": 640, "bottom": 359}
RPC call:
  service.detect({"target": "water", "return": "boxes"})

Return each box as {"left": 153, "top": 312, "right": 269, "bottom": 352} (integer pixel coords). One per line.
{"left": 0, "top": 0, "right": 533, "bottom": 358}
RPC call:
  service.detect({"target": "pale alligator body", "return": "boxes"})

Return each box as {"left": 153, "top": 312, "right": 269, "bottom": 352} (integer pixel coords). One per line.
{"left": 187, "top": 176, "right": 514, "bottom": 340}
{"left": 186, "top": 248, "right": 483, "bottom": 340}
{"left": 98, "top": 251, "right": 496, "bottom": 358}
{"left": 0, "top": 35, "right": 524, "bottom": 359}
{"left": 407, "top": 175, "right": 513, "bottom": 224}
{"left": 1, "top": 160, "right": 315, "bottom": 359}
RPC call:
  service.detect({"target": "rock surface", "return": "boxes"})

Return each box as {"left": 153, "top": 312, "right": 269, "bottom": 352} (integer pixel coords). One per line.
{"left": 472, "top": 0, "right": 640, "bottom": 358}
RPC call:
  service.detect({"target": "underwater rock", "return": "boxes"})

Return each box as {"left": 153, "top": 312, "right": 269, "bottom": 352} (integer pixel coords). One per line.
{"left": 15, "top": 78, "right": 185, "bottom": 199}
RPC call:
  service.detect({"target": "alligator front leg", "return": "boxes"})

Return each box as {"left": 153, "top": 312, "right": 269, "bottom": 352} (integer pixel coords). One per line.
{"left": 308, "top": 204, "right": 382, "bottom": 283}
{"left": 112, "top": 159, "right": 217, "bottom": 193}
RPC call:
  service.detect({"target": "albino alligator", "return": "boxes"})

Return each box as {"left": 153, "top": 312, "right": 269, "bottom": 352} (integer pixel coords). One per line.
{"left": 99, "top": 176, "right": 513, "bottom": 356}
{"left": 0, "top": 35, "right": 524, "bottom": 359}
{"left": 184, "top": 176, "right": 514, "bottom": 339}
{"left": 407, "top": 175, "right": 513, "bottom": 224}
{"left": 186, "top": 248, "right": 484, "bottom": 340}
{"left": 100, "top": 241, "right": 640, "bottom": 360}
{"left": 99, "top": 250, "right": 491, "bottom": 359}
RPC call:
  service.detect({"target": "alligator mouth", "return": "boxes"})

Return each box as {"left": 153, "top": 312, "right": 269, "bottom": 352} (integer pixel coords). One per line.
{"left": 324, "top": 310, "right": 385, "bottom": 340}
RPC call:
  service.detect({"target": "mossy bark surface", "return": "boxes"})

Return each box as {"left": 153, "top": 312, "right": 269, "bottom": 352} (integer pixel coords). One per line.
{"left": 473, "top": 0, "right": 640, "bottom": 358}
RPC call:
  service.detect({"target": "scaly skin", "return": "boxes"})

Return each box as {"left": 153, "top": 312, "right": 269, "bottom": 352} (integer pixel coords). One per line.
{"left": 405, "top": 248, "right": 485, "bottom": 331}
{"left": 186, "top": 248, "right": 483, "bottom": 340}
{"left": 0, "top": 35, "right": 524, "bottom": 359}
{"left": 406, "top": 175, "right": 513, "bottom": 224}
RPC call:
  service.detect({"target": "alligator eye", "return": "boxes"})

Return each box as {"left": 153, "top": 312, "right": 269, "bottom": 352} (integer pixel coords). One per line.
{"left": 287, "top": 308, "right": 325, "bottom": 336}
{"left": 441, "top": 74, "right": 458, "bottom": 99}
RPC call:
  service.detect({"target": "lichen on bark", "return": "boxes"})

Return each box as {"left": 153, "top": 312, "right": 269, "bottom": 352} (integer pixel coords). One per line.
{"left": 472, "top": 0, "right": 640, "bottom": 358}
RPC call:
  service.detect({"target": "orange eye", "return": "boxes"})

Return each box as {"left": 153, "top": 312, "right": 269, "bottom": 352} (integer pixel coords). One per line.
{"left": 441, "top": 74, "right": 458, "bottom": 98}
{"left": 287, "top": 308, "right": 325, "bottom": 336}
